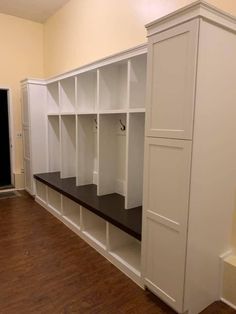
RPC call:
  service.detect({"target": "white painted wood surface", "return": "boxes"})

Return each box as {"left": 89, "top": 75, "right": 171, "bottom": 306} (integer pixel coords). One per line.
{"left": 146, "top": 19, "right": 199, "bottom": 140}
{"left": 48, "top": 115, "right": 60, "bottom": 172}
{"left": 184, "top": 19, "right": 236, "bottom": 314}
{"left": 98, "top": 113, "right": 127, "bottom": 196}
{"left": 126, "top": 113, "right": 145, "bottom": 209}
{"left": 144, "top": 2, "right": 236, "bottom": 313}
{"left": 129, "top": 54, "right": 147, "bottom": 109}
{"left": 35, "top": 180, "right": 142, "bottom": 286}
{"left": 62, "top": 196, "right": 80, "bottom": 227}
{"left": 143, "top": 138, "right": 192, "bottom": 312}
{"left": 77, "top": 114, "right": 97, "bottom": 186}
{"left": 47, "top": 82, "right": 59, "bottom": 114}
{"left": 60, "top": 115, "right": 76, "bottom": 178}
{"left": 77, "top": 71, "right": 97, "bottom": 113}
{"left": 21, "top": 83, "right": 47, "bottom": 194}
{"left": 60, "top": 77, "right": 76, "bottom": 113}
{"left": 99, "top": 62, "right": 128, "bottom": 111}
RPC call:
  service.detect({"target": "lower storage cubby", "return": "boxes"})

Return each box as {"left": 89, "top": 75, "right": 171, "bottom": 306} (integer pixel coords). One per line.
{"left": 108, "top": 224, "right": 141, "bottom": 276}
{"left": 34, "top": 175, "right": 143, "bottom": 287}
{"left": 47, "top": 187, "right": 62, "bottom": 214}
{"left": 35, "top": 180, "right": 47, "bottom": 203}
{"left": 82, "top": 207, "right": 107, "bottom": 249}
{"left": 62, "top": 196, "right": 80, "bottom": 228}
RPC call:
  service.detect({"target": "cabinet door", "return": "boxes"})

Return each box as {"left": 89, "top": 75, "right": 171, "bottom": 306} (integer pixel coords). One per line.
{"left": 21, "top": 85, "right": 30, "bottom": 126}
{"left": 23, "top": 127, "right": 30, "bottom": 159}
{"left": 146, "top": 20, "right": 199, "bottom": 139}
{"left": 24, "top": 158, "right": 32, "bottom": 194}
{"left": 142, "top": 137, "right": 192, "bottom": 313}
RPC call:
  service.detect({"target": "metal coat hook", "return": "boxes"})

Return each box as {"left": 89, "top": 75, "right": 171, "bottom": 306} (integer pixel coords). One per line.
{"left": 94, "top": 119, "right": 97, "bottom": 129}
{"left": 119, "top": 119, "right": 126, "bottom": 131}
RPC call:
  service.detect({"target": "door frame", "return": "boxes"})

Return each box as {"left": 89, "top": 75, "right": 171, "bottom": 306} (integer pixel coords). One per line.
{"left": 0, "top": 87, "right": 14, "bottom": 186}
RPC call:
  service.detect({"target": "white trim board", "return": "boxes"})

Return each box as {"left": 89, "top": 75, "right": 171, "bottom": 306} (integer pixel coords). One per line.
{"left": 146, "top": 0, "right": 236, "bottom": 37}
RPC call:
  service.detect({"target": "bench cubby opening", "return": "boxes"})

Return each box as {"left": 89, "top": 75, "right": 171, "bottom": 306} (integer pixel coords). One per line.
{"left": 62, "top": 196, "right": 81, "bottom": 228}
{"left": 82, "top": 207, "right": 107, "bottom": 249}
{"left": 47, "top": 187, "right": 62, "bottom": 214}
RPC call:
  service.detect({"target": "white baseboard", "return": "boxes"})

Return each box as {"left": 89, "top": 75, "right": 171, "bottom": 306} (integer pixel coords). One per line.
{"left": 221, "top": 297, "right": 236, "bottom": 310}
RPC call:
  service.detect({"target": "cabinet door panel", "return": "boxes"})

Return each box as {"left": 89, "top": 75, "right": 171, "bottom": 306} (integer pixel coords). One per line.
{"left": 142, "top": 137, "right": 192, "bottom": 312}
{"left": 23, "top": 127, "right": 30, "bottom": 159}
{"left": 146, "top": 20, "right": 199, "bottom": 139}
{"left": 144, "top": 138, "right": 192, "bottom": 227}
{"left": 22, "top": 86, "right": 29, "bottom": 126}
{"left": 24, "top": 158, "right": 32, "bottom": 193}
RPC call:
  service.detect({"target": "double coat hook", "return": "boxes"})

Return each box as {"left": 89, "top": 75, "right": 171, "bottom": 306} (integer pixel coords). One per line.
{"left": 119, "top": 119, "right": 126, "bottom": 131}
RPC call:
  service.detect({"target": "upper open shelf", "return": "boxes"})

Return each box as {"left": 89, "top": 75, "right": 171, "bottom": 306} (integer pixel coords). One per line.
{"left": 47, "top": 82, "right": 59, "bottom": 114}
{"left": 99, "top": 62, "right": 128, "bottom": 112}
{"left": 60, "top": 77, "right": 76, "bottom": 113}
{"left": 77, "top": 70, "right": 97, "bottom": 113}
{"left": 129, "top": 54, "right": 147, "bottom": 110}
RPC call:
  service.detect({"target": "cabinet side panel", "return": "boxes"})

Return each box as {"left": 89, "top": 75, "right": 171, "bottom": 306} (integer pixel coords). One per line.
{"left": 29, "top": 84, "right": 47, "bottom": 175}
{"left": 61, "top": 116, "right": 76, "bottom": 178}
{"left": 22, "top": 85, "right": 29, "bottom": 126}
{"left": 77, "top": 115, "right": 96, "bottom": 185}
{"left": 185, "top": 20, "right": 236, "bottom": 314}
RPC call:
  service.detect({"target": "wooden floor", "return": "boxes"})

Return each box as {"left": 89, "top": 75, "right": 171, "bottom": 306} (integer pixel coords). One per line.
{"left": 0, "top": 191, "right": 235, "bottom": 314}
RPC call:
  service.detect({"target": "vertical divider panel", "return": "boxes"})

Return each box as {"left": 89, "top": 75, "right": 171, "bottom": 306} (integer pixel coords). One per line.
{"left": 59, "top": 115, "right": 62, "bottom": 177}
{"left": 125, "top": 113, "right": 130, "bottom": 208}
{"left": 60, "top": 115, "right": 76, "bottom": 178}
{"left": 77, "top": 114, "right": 98, "bottom": 186}
{"left": 75, "top": 76, "right": 78, "bottom": 114}
{"left": 127, "top": 60, "right": 131, "bottom": 110}
{"left": 80, "top": 206, "right": 85, "bottom": 231}
{"left": 45, "top": 185, "right": 48, "bottom": 205}
{"left": 98, "top": 114, "right": 114, "bottom": 195}
{"left": 75, "top": 115, "right": 79, "bottom": 185}
{"left": 125, "top": 113, "right": 145, "bottom": 209}
{"left": 106, "top": 222, "right": 110, "bottom": 251}
{"left": 97, "top": 113, "right": 100, "bottom": 193}
{"left": 96, "top": 69, "right": 100, "bottom": 112}
{"left": 48, "top": 115, "right": 61, "bottom": 172}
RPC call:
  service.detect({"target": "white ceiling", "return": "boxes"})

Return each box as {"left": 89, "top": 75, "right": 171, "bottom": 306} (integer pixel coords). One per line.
{"left": 0, "top": 0, "right": 70, "bottom": 23}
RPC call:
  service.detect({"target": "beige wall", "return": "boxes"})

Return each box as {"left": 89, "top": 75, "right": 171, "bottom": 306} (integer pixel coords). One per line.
{"left": 44, "top": 0, "right": 236, "bottom": 77}
{"left": 0, "top": 13, "right": 44, "bottom": 179}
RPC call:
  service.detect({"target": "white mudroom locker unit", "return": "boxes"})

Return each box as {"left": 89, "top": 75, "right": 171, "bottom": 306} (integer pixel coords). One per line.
{"left": 21, "top": 1, "right": 236, "bottom": 313}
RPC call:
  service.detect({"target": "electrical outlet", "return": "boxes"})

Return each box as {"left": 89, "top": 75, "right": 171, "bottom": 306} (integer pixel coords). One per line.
{"left": 16, "top": 132, "right": 22, "bottom": 138}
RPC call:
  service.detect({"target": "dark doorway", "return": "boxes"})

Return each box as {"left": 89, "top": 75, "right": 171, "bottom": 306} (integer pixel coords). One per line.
{"left": 0, "top": 90, "right": 12, "bottom": 188}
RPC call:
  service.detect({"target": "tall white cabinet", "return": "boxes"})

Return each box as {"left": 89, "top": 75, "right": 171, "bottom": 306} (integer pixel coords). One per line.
{"left": 143, "top": 1, "right": 236, "bottom": 313}
{"left": 21, "top": 81, "right": 47, "bottom": 194}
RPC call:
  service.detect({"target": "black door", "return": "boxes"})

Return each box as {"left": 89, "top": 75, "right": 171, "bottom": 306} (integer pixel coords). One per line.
{"left": 0, "top": 90, "right": 11, "bottom": 187}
